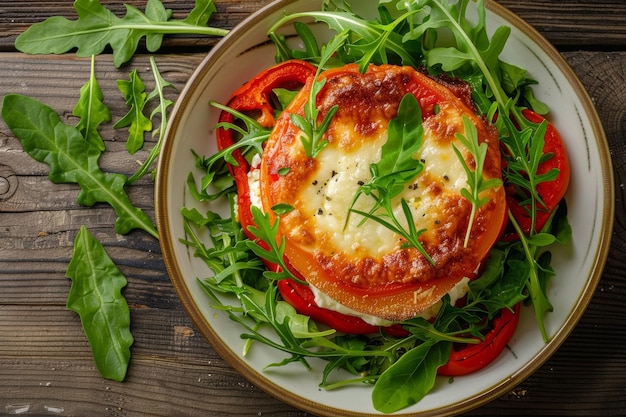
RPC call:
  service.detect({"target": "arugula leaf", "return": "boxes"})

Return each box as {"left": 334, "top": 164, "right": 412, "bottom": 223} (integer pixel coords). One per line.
{"left": 348, "top": 93, "right": 433, "bottom": 264}
{"left": 506, "top": 210, "right": 553, "bottom": 340}
{"left": 372, "top": 340, "right": 451, "bottom": 413}
{"left": 14, "top": 0, "right": 228, "bottom": 68}
{"left": 66, "top": 226, "right": 134, "bottom": 382}
{"left": 453, "top": 115, "right": 503, "bottom": 247}
{"left": 115, "top": 69, "right": 152, "bottom": 154}
{"left": 245, "top": 206, "right": 303, "bottom": 283}
{"left": 289, "top": 30, "right": 349, "bottom": 158}
{"left": 211, "top": 101, "right": 270, "bottom": 166}
{"left": 73, "top": 55, "right": 110, "bottom": 152}
{"left": 267, "top": 8, "right": 421, "bottom": 70}
{"left": 1, "top": 94, "right": 158, "bottom": 239}
{"left": 500, "top": 112, "right": 557, "bottom": 231}
{"left": 127, "top": 56, "right": 176, "bottom": 185}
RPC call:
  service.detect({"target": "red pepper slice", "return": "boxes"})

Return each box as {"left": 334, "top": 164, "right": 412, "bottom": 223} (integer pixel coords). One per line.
{"left": 216, "top": 60, "right": 317, "bottom": 239}
{"left": 437, "top": 303, "right": 521, "bottom": 376}
{"left": 502, "top": 109, "right": 570, "bottom": 240}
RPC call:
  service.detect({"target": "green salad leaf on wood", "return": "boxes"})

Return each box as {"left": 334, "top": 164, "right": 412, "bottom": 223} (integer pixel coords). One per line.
{"left": 67, "top": 226, "right": 134, "bottom": 382}
{"left": 14, "top": 0, "right": 227, "bottom": 68}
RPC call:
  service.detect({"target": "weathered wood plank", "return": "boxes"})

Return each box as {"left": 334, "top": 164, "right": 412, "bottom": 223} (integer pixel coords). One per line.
{"left": 498, "top": 0, "right": 626, "bottom": 48}
{"left": 0, "top": 0, "right": 273, "bottom": 52}
{"left": 1, "top": 0, "right": 625, "bottom": 52}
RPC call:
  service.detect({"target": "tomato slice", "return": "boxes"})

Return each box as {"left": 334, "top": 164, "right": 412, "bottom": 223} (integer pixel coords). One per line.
{"left": 437, "top": 303, "right": 521, "bottom": 376}
{"left": 502, "top": 109, "right": 570, "bottom": 239}
{"left": 260, "top": 63, "right": 506, "bottom": 322}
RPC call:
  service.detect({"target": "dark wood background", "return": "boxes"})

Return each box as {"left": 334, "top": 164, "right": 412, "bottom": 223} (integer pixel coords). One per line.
{"left": 0, "top": 1, "right": 624, "bottom": 416}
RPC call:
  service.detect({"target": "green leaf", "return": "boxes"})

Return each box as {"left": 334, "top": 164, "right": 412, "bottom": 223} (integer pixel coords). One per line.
{"left": 114, "top": 69, "right": 152, "bottom": 154}
{"left": 268, "top": 9, "right": 420, "bottom": 69}
{"left": 1, "top": 94, "right": 158, "bottom": 239}
{"left": 127, "top": 56, "right": 176, "bottom": 185}
{"left": 348, "top": 93, "right": 432, "bottom": 264}
{"left": 372, "top": 341, "right": 451, "bottom": 413}
{"left": 210, "top": 101, "right": 270, "bottom": 165}
{"left": 245, "top": 206, "right": 301, "bottom": 283}
{"left": 377, "top": 93, "right": 425, "bottom": 190}
{"left": 66, "top": 226, "right": 134, "bottom": 382}
{"left": 352, "top": 93, "right": 424, "bottom": 206}
{"left": 291, "top": 30, "right": 350, "bottom": 158}
{"left": 453, "top": 115, "right": 502, "bottom": 247}
{"left": 14, "top": 0, "right": 228, "bottom": 68}
{"left": 73, "top": 55, "right": 110, "bottom": 152}
{"left": 144, "top": 0, "right": 171, "bottom": 51}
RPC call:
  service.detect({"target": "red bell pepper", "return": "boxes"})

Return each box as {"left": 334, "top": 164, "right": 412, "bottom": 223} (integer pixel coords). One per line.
{"left": 437, "top": 303, "right": 521, "bottom": 376}
{"left": 502, "top": 109, "right": 570, "bottom": 239}
{"left": 216, "top": 60, "right": 317, "bottom": 240}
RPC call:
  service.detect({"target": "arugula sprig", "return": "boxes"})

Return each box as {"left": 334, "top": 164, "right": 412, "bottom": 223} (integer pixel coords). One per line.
{"left": 73, "top": 55, "right": 111, "bottom": 152}
{"left": 127, "top": 56, "right": 177, "bottom": 185}
{"left": 211, "top": 101, "right": 270, "bottom": 166}
{"left": 267, "top": 6, "right": 422, "bottom": 71}
{"left": 289, "top": 30, "right": 350, "bottom": 158}
{"left": 245, "top": 206, "right": 305, "bottom": 284}
{"left": 348, "top": 93, "right": 434, "bottom": 265}
{"left": 115, "top": 69, "right": 153, "bottom": 154}
{"left": 15, "top": 0, "right": 228, "bottom": 68}
{"left": 453, "top": 115, "right": 503, "bottom": 247}
{"left": 499, "top": 110, "right": 558, "bottom": 235}
{"left": 184, "top": 101, "right": 272, "bottom": 203}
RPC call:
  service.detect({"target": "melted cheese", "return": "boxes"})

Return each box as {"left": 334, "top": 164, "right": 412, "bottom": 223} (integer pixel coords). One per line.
{"left": 260, "top": 64, "right": 505, "bottom": 321}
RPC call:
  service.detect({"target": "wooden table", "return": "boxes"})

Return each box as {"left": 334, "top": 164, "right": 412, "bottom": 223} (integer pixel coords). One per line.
{"left": 0, "top": 1, "right": 624, "bottom": 416}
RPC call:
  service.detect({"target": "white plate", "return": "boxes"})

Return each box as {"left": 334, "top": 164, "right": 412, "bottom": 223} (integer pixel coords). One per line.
{"left": 155, "top": 0, "right": 614, "bottom": 415}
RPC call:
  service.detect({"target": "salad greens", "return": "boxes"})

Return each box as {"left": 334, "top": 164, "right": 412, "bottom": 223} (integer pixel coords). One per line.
{"left": 182, "top": 0, "right": 572, "bottom": 413}
{"left": 14, "top": 0, "right": 227, "bottom": 68}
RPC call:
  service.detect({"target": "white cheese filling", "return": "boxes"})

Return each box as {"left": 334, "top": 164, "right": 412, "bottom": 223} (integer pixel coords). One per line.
{"left": 247, "top": 153, "right": 263, "bottom": 209}
{"left": 309, "top": 277, "right": 471, "bottom": 326}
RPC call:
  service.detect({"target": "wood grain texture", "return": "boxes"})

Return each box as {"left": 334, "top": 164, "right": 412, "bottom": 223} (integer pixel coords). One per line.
{"left": 0, "top": 1, "right": 624, "bottom": 416}
{"left": 0, "top": 0, "right": 625, "bottom": 52}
